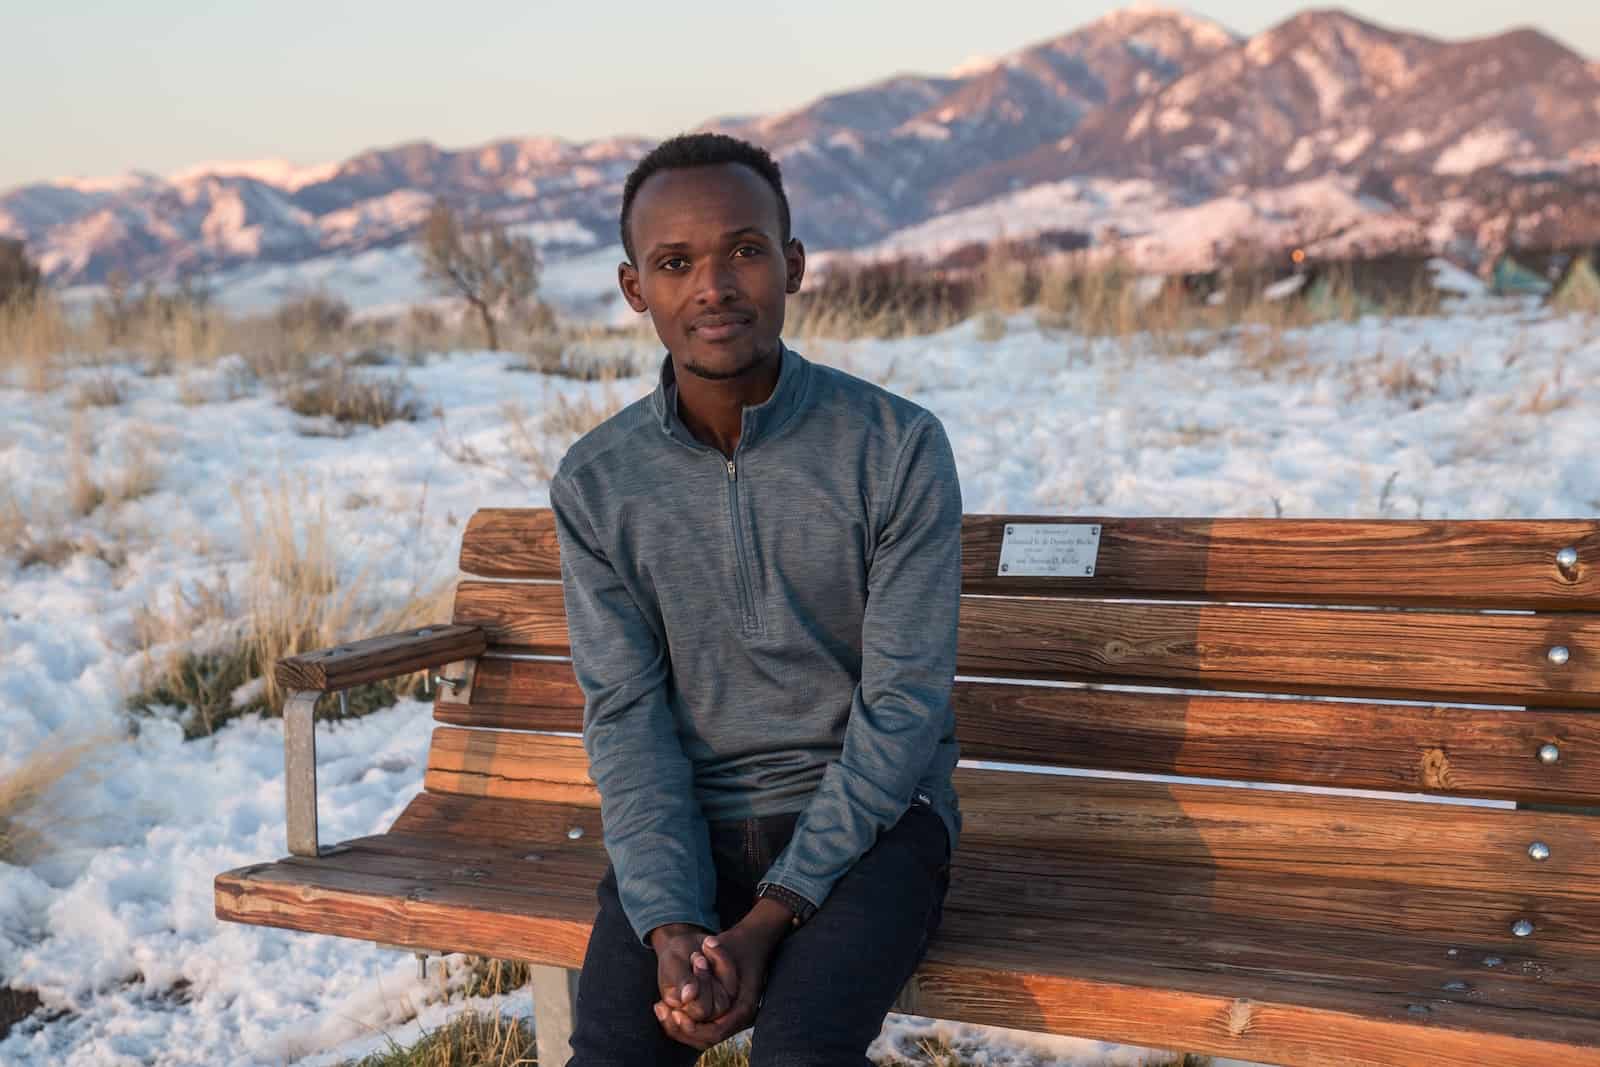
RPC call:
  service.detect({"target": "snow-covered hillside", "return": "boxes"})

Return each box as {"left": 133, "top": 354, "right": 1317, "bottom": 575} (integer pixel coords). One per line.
{"left": 1, "top": 301, "right": 1596, "bottom": 1064}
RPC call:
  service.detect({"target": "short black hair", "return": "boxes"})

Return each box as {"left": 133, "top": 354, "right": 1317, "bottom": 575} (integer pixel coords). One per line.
{"left": 619, "top": 132, "right": 791, "bottom": 263}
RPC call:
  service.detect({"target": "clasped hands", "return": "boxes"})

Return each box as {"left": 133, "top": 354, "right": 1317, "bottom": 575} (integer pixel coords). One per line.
{"left": 648, "top": 896, "right": 795, "bottom": 1050}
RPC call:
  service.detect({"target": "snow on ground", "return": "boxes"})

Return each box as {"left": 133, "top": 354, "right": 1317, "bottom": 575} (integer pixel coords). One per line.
{"left": 1, "top": 303, "right": 1597, "bottom": 1065}
{"left": 865, "top": 175, "right": 1423, "bottom": 273}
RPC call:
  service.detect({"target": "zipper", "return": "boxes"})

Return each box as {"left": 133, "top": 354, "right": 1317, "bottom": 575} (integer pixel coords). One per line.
{"left": 726, "top": 457, "right": 758, "bottom": 632}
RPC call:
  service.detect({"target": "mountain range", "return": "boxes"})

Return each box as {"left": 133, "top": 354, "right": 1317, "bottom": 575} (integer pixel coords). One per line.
{"left": 5, "top": 4, "right": 1600, "bottom": 303}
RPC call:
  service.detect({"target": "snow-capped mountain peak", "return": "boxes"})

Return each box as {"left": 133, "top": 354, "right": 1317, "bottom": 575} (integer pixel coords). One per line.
{"left": 5, "top": 5, "right": 1598, "bottom": 291}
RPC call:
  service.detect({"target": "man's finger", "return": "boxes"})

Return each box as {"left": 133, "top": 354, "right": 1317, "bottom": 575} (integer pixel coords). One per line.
{"left": 702, "top": 939, "right": 739, "bottom": 990}
{"left": 657, "top": 1003, "right": 721, "bottom": 1050}
{"left": 679, "top": 975, "right": 721, "bottom": 1022}
{"left": 690, "top": 953, "right": 731, "bottom": 1015}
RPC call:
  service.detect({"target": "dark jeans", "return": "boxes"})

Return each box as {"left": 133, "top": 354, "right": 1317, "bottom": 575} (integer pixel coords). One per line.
{"left": 566, "top": 804, "right": 952, "bottom": 1067}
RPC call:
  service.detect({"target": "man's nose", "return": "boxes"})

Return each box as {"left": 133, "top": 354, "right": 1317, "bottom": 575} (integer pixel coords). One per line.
{"left": 694, "top": 259, "right": 740, "bottom": 303}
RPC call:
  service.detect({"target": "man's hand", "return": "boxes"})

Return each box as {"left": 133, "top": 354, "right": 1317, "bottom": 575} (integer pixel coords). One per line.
{"left": 653, "top": 897, "right": 794, "bottom": 1050}
{"left": 649, "top": 923, "right": 734, "bottom": 1026}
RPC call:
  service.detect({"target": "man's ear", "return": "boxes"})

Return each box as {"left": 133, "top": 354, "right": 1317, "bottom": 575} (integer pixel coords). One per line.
{"left": 618, "top": 261, "right": 648, "bottom": 313}
{"left": 784, "top": 238, "right": 806, "bottom": 295}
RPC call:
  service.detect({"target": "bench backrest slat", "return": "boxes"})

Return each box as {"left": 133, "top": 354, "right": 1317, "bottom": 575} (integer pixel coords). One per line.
{"left": 460, "top": 510, "right": 1600, "bottom": 610}
{"left": 436, "top": 657, "right": 1600, "bottom": 806}
{"left": 452, "top": 580, "right": 1600, "bottom": 707}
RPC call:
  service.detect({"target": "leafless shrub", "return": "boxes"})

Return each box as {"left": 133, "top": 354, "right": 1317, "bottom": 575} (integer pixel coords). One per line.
{"left": 418, "top": 202, "right": 541, "bottom": 350}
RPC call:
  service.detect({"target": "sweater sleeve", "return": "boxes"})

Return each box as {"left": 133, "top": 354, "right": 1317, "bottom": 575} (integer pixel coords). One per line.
{"left": 549, "top": 472, "right": 720, "bottom": 945}
{"left": 756, "top": 412, "right": 963, "bottom": 912}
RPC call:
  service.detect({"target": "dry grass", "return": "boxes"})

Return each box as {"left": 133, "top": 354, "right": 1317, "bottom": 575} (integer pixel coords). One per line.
{"left": 65, "top": 413, "right": 105, "bottom": 517}
{"left": 455, "top": 959, "right": 533, "bottom": 1001}
{"left": 339, "top": 1012, "right": 536, "bottom": 1067}
{"left": 505, "top": 320, "right": 657, "bottom": 381}
{"left": 0, "top": 733, "right": 117, "bottom": 865}
{"left": 0, "top": 490, "right": 24, "bottom": 560}
{"left": 0, "top": 294, "right": 70, "bottom": 390}
{"left": 72, "top": 371, "right": 125, "bottom": 409}
{"left": 1236, "top": 325, "right": 1312, "bottom": 377}
{"left": 1516, "top": 359, "right": 1578, "bottom": 415}
{"left": 60, "top": 415, "right": 165, "bottom": 520}
{"left": 1, "top": 286, "right": 640, "bottom": 405}
{"left": 791, "top": 258, "right": 974, "bottom": 340}
{"left": 2, "top": 248, "right": 1457, "bottom": 406}
{"left": 128, "top": 482, "right": 455, "bottom": 737}
{"left": 1339, "top": 345, "right": 1463, "bottom": 410}
{"left": 281, "top": 362, "right": 421, "bottom": 430}
{"left": 335, "top": 1013, "right": 1209, "bottom": 1067}
{"left": 105, "top": 428, "right": 165, "bottom": 503}
{"left": 1035, "top": 257, "right": 1179, "bottom": 339}
{"left": 325, "top": 955, "right": 1217, "bottom": 1067}
{"left": 698, "top": 1030, "right": 1212, "bottom": 1067}
{"left": 442, "top": 386, "right": 627, "bottom": 489}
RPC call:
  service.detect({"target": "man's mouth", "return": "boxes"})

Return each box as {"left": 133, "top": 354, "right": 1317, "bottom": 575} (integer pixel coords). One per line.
{"left": 691, "top": 313, "right": 753, "bottom": 341}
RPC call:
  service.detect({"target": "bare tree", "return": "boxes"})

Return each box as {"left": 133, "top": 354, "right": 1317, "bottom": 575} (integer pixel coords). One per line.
{"left": 0, "top": 238, "right": 41, "bottom": 307}
{"left": 417, "top": 202, "right": 540, "bottom": 350}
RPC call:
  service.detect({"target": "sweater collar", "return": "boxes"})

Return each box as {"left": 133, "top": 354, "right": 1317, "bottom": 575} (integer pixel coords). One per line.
{"left": 652, "top": 341, "right": 811, "bottom": 453}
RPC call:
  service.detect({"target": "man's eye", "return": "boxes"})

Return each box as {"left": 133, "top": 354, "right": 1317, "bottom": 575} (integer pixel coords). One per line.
{"left": 733, "top": 245, "right": 761, "bottom": 258}
{"left": 660, "top": 257, "right": 688, "bottom": 271}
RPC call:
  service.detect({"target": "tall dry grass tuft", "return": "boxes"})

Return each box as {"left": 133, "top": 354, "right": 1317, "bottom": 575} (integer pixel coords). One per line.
{"left": 974, "top": 240, "right": 1034, "bottom": 315}
{"left": 0, "top": 490, "right": 24, "bottom": 559}
{"left": 281, "top": 362, "right": 421, "bottom": 430}
{"left": 131, "top": 483, "right": 455, "bottom": 737}
{"left": 66, "top": 412, "right": 105, "bottom": 517}
{"left": 339, "top": 1011, "right": 536, "bottom": 1067}
{"left": 1036, "top": 256, "right": 1153, "bottom": 337}
{"left": 0, "top": 294, "right": 70, "bottom": 391}
{"left": 237, "top": 485, "right": 364, "bottom": 713}
{"left": 72, "top": 371, "right": 125, "bottom": 409}
{"left": 791, "top": 258, "right": 973, "bottom": 340}
{"left": 0, "top": 734, "right": 116, "bottom": 865}
{"left": 445, "top": 387, "right": 627, "bottom": 489}
{"left": 105, "top": 427, "right": 165, "bottom": 504}
{"left": 88, "top": 276, "right": 227, "bottom": 373}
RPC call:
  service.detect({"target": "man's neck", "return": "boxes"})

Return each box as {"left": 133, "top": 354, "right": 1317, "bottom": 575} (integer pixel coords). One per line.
{"left": 673, "top": 346, "right": 783, "bottom": 459}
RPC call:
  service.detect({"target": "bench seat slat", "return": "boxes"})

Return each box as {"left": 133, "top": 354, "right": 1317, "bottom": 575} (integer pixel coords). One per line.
{"left": 457, "top": 509, "right": 1600, "bottom": 612}
{"left": 437, "top": 658, "right": 1600, "bottom": 805}
{"left": 214, "top": 813, "right": 1600, "bottom": 1067}
{"left": 226, "top": 831, "right": 1600, "bottom": 1008}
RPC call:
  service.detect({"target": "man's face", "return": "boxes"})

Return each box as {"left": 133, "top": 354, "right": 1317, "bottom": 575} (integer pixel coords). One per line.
{"left": 620, "top": 163, "right": 805, "bottom": 381}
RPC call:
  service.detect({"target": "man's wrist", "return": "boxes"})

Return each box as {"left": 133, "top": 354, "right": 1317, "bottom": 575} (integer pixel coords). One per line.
{"left": 647, "top": 922, "right": 708, "bottom": 951}
{"left": 730, "top": 897, "right": 797, "bottom": 950}
{"left": 754, "top": 881, "right": 817, "bottom": 928}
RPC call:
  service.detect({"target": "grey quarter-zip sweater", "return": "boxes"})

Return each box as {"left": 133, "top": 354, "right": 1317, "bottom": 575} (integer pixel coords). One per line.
{"left": 548, "top": 341, "right": 963, "bottom": 945}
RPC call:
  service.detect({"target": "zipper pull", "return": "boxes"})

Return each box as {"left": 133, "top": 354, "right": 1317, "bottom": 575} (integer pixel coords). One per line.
{"left": 727, "top": 459, "right": 736, "bottom": 479}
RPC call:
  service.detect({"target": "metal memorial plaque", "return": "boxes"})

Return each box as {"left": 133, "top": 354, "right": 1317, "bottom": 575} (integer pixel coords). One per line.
{"left": 997, "top": 523, "right": 1102, "bottom": 578}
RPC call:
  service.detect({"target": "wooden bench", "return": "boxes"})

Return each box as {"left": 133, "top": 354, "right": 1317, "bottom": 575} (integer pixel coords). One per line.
{"left": 215, "top": 509, "right": 1600, "bottom": 1067}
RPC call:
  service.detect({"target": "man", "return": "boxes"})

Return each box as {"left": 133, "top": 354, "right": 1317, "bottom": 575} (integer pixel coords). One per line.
{"left": 549, "top": 131, "right": 962, "bottom": 1065}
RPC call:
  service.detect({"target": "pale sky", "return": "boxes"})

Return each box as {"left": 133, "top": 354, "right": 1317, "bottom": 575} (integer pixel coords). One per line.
{"left": 3, "top": 1, "right": 1596, "bottom": 190}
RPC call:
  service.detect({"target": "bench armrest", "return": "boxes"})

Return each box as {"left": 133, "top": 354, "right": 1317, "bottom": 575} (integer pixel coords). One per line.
{"left": 277, "top": 624, "right": 488, "bottom": 857}
{"left": 275, "top": 624, "right": 487, "bottom": 693}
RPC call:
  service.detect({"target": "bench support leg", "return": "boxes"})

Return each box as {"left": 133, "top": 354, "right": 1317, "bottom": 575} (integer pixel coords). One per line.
{"left": 530, "top": 965, "right": 578, "bottom": 1066}
{"left": 892, "top": 975, "right": 922, "bottom": 1016}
